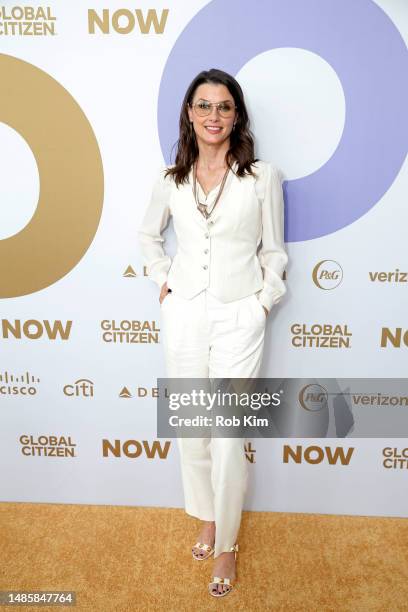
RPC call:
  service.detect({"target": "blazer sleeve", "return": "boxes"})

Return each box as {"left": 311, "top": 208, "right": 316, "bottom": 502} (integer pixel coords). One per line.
{"left": 137, "top": 167, "right": 173, "bottom": 290}
{"left": 255, "top": 162, "right": 289, "bottom": 311}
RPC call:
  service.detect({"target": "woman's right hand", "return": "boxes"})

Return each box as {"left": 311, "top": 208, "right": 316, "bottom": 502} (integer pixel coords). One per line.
{"left": 159, "top": 282, "right": 171, "bottom": 305}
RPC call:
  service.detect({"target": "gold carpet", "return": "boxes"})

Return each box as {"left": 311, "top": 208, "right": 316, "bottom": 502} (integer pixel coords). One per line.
{"left": 1, "top": 502, "right": 407, "bottom": 611}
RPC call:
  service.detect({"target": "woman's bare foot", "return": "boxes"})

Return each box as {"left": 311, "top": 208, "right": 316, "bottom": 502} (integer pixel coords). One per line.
{"left": 192, "top": 521, "right": 215, "bottom": 559}
{"left": 210, "top": 551, "right": 236, "bottom": 595}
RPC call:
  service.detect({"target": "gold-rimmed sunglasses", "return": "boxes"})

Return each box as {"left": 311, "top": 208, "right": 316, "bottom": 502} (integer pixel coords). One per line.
{"left": 189, "top": 99, "right": 237, "bottom": 118}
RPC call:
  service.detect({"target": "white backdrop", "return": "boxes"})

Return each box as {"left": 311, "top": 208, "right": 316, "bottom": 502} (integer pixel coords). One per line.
{"left": 0, "top": 0, "right": 407, "bottom": 517}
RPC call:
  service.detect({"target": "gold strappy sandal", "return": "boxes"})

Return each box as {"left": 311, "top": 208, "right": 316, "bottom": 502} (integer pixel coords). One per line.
{"left": 208, "top": 543, "right": 238, "bottom": 597}
{"left": 191, "top": 541, "right": 215, "bottom": 561}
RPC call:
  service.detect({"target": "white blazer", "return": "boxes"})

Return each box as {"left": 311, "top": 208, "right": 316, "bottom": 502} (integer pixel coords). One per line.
{"left": 137, "top": 159, "right": 288, "bottom": 312}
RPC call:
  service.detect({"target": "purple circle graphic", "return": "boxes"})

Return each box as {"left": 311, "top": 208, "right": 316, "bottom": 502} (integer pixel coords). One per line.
{"left": 158, "top": 0, "right": 408, "bottom": 241}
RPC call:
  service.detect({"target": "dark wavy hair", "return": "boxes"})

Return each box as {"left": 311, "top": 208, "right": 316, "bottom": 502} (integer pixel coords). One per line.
{"left": 164, "top": 68, "right": 259, "bottom": 187}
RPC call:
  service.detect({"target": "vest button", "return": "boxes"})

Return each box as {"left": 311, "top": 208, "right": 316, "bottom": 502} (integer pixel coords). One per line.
{"left": 202, "top": 265, "right": 208, "bottom": 270}
{"left": 204, "top": 249, "right": 209, "bottom": 254}
{"left": 204, "top": 233, "right": 209, "bottom": 239}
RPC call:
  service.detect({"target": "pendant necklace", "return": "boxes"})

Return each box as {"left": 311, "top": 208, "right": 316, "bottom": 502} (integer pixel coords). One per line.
{"left": 192, "top": 161, "right": 230, "bottom": 220}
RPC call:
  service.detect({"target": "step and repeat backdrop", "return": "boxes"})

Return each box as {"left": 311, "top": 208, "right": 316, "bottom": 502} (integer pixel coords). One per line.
{"left": 1, "top": 0, "right": 408, "bottom": 517}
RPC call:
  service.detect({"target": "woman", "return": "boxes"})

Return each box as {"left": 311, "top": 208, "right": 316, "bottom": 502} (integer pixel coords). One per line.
{"left": 138, "top": 68, "right": 288, "bottom": 597}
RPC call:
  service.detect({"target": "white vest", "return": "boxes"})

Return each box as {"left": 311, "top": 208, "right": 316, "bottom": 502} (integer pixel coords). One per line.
{"left": 138, "top": 159, "right": 288, "bottom": 312}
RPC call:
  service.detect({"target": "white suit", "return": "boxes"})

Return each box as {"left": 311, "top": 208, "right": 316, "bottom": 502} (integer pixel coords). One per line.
{"left": 138, "top": 160, "right": 288, "bottom": 312}
{"left": 138, "top": 159, "right": 288, "bottom": 558}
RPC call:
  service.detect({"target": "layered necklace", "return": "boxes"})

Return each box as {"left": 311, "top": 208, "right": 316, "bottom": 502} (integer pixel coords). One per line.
{"left": 192, "top": 160, "right": 230, "bottom": 220}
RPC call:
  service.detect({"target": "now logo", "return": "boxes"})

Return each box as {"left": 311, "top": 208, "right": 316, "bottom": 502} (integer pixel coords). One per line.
{"left": 283, "top": 445, "right": 354, "bottom": 465}
{"left": 1, "top": 319, "right": 72, "bottom": 340}
{"left": 102, "top": 439, "right": 171, "bottom": 459}
{"left": 88, "top": 8, "right": 169, "bottom": 34}
{"left": 381, "top": 328, "right": 408, "bottom": 348}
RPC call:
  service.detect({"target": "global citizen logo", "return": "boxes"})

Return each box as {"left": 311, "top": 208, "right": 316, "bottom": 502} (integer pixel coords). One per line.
{"left": 101, "top": 320, "right": 160, "bottom": 343}
{"left": 245, "top": 441, "right": 256, "bottom": 463}
{"left": 382, "top": 447, "right": 408, "bottom": 470}
{"left": 291, "top": 323, "right": 352, "bottom": 348}
{"left": 20, "top": 434, "right": 76, "bottom": 457}
{"left": 312, "top": 260, "right": 343, "bottom": 290}
{"left": 0, "top": 5, "right": 56, "bottom": 35}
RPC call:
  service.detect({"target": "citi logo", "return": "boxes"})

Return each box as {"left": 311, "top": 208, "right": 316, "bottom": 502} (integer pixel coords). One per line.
{"left": 312, "top": 260, "right": 343, "bottom": 290}
{"left": 88, "top": 8, "right": 169, "bottom": 35}
{"left": 1, "top": 319, "right": 72, "bottom": 341}
{"left": 380, "top": 328, "right": 408, "bottom": 348}
{"left": 102, "top": 439, "right": 171, "bottom": 459}
{"left": 283, "top": 445, "right": 354, "bottom": 465}
{"left": 63, "top": 379, "right": 94, "bottom": 397}
{"left": 299, "top": 384, "right": 328, "bottom": 412}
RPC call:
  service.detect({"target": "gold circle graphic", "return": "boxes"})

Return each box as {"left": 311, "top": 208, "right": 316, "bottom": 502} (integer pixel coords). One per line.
{"left": 0, "top": 54, "right": 104, "bottom": 297}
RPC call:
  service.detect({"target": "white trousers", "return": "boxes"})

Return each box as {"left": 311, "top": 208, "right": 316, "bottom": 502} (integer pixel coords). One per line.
{"left": 161, "top": 288, "right": 266, "bottom": 558}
